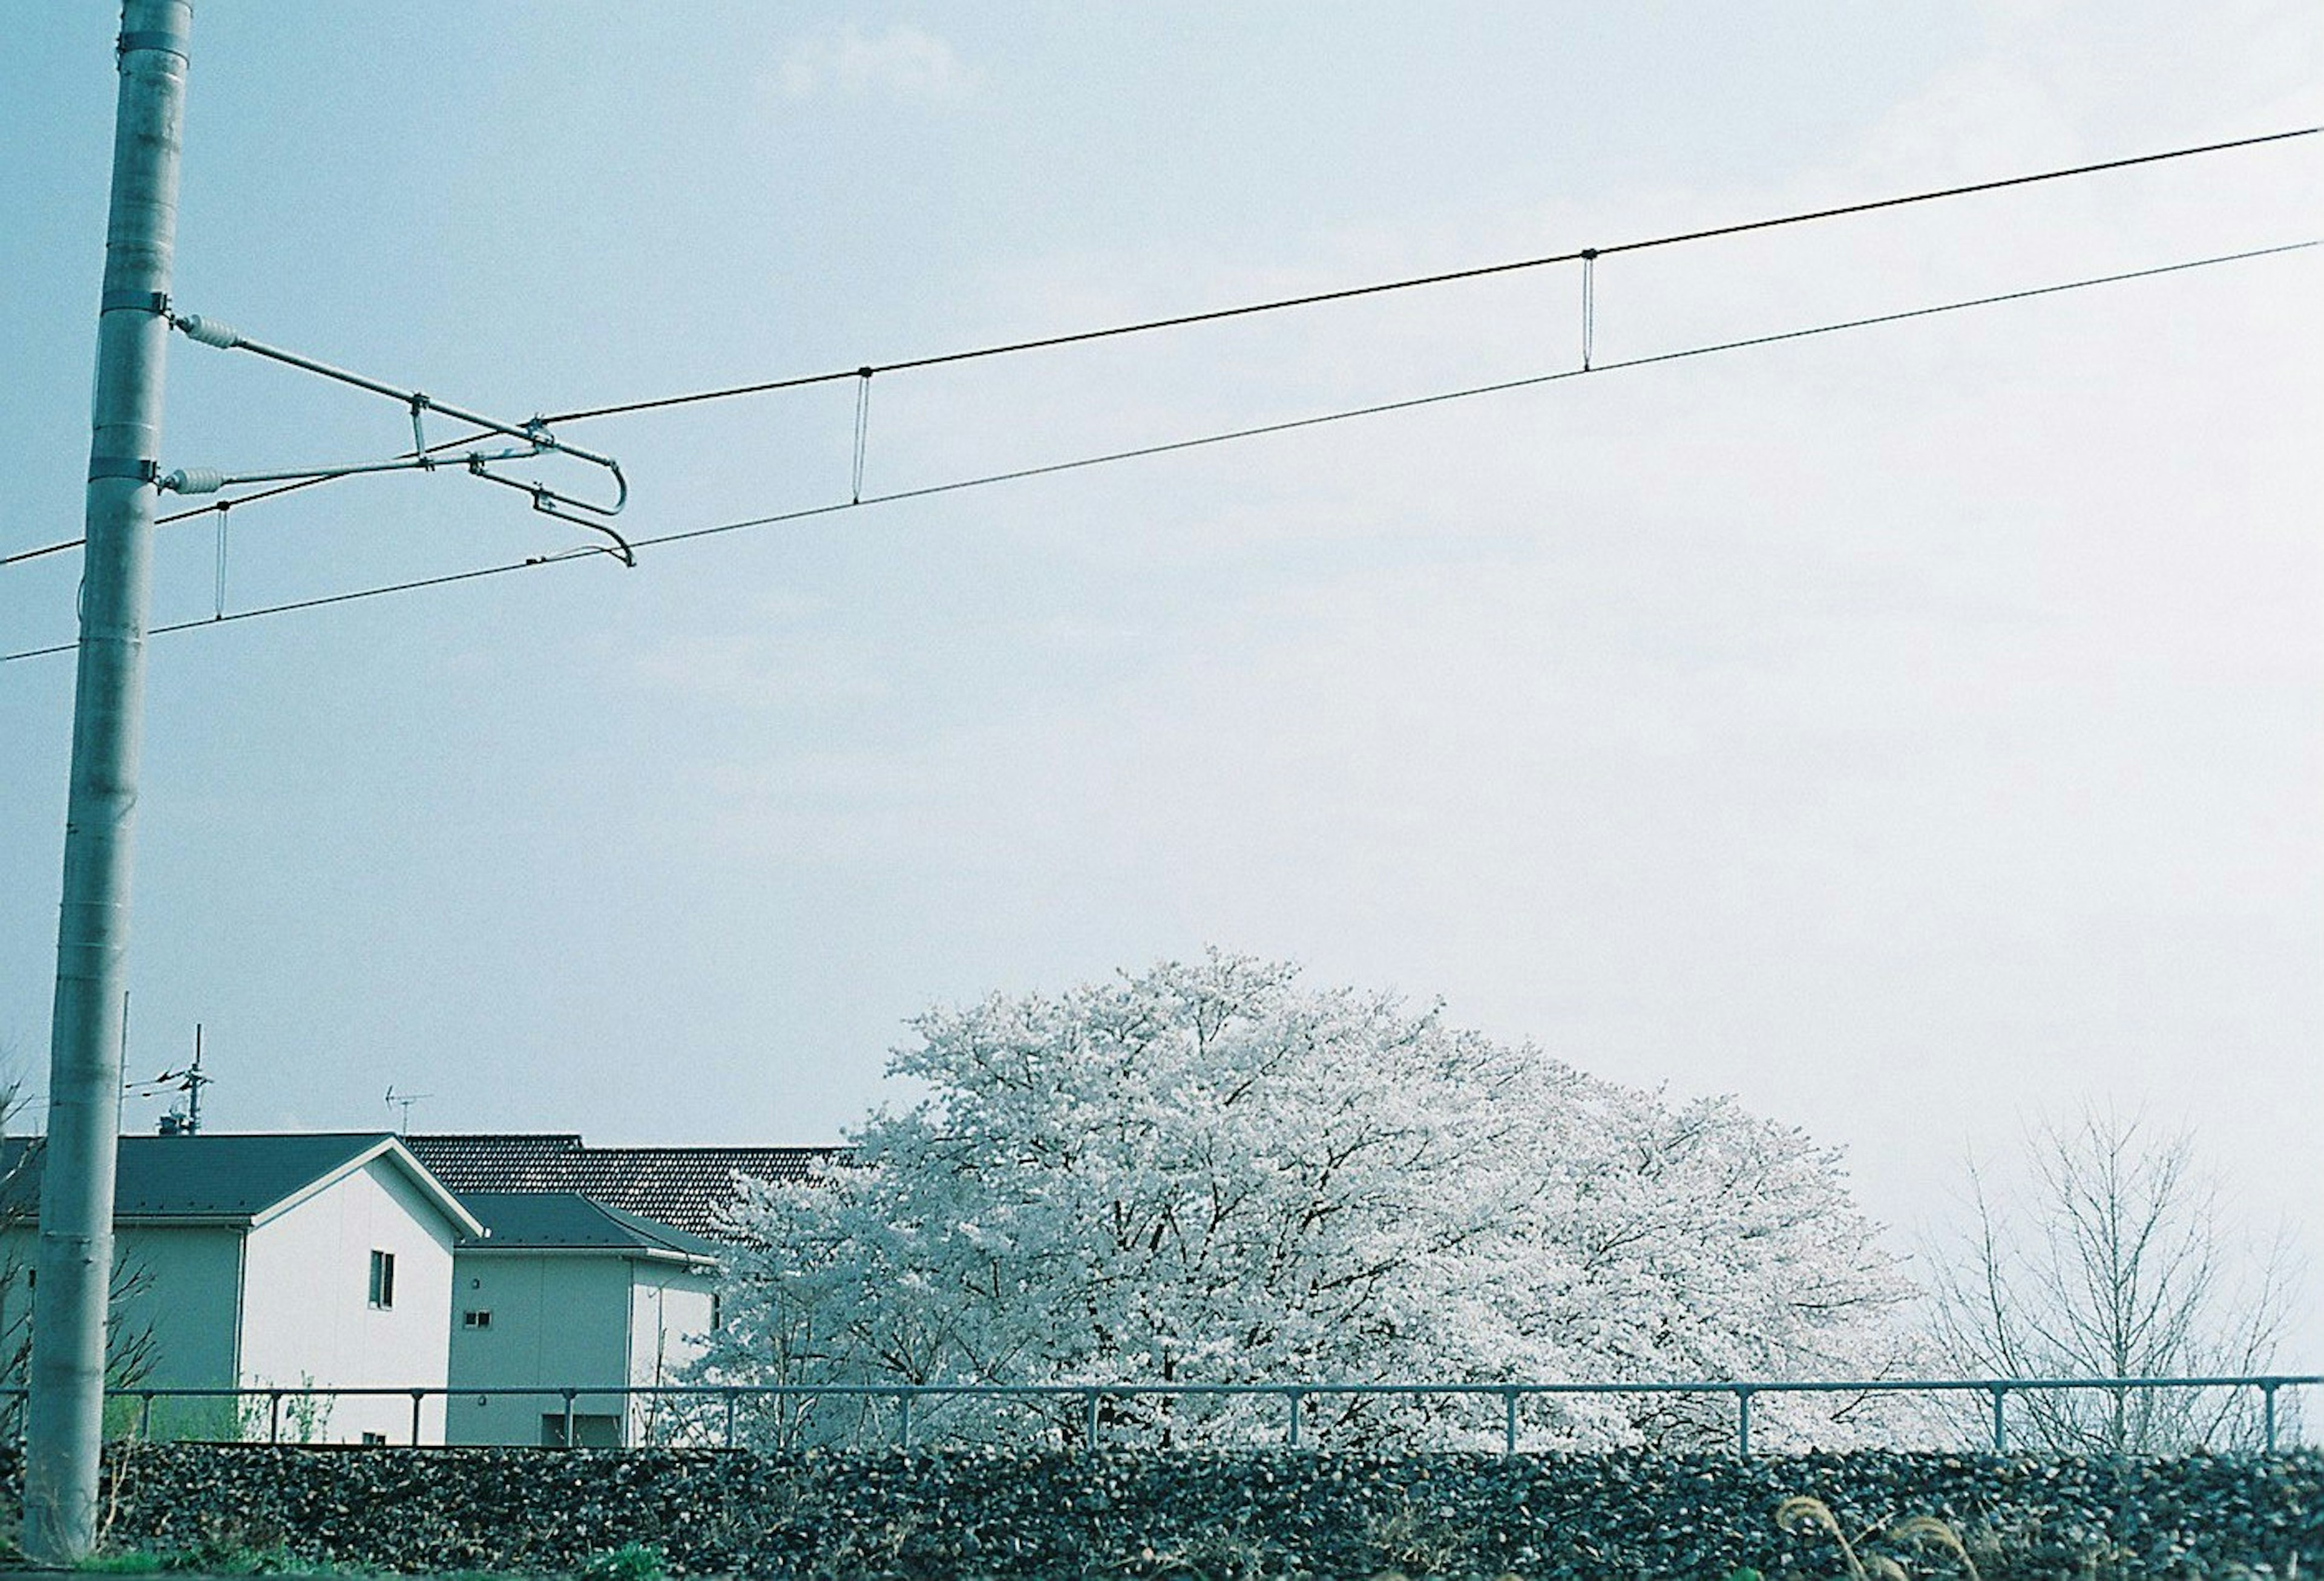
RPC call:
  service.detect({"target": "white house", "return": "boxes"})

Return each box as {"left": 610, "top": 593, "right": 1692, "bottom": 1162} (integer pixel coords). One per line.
{"left": 0, "top": 1133, "right": 482, "bottom": 1444}
{"left": 444, "top": 1191, "right": 721, "bottom": 1447}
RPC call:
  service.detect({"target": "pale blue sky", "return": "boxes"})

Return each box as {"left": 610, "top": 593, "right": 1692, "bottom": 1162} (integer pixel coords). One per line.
{"left": 4, "top": 5, "right": 2320, "bottom": 1356}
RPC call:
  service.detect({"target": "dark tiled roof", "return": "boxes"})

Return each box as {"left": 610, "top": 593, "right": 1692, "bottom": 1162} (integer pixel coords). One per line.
{"left": 403, "top": 1133, "right": 591, "bottom": 1191}
{"left": 0, "top": 1133, "right": 408, "bottom": 1222}
{"left": 406, "top": 1134, "right": 835, "bottom": 1239}
{"left": 457, "top": 1191, "right": 720, "bottom": 1260}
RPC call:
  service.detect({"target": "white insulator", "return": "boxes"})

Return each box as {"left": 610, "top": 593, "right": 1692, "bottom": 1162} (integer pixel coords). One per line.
{"left": 162, "top": 466, "right": 225, "bottom": 496}
{"left": 176, "top": 314, "right": 240, "bottom": 349}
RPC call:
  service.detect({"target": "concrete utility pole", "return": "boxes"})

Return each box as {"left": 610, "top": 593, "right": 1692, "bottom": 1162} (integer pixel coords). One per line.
{"left": 25, "top": 2, "right": 191, "bottom": 1562}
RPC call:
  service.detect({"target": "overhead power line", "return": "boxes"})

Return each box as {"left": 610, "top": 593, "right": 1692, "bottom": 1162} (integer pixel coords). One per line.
{"left": 2, "top": 123, "right": 2313, "bottom": 573}
{"left": 5, "top": 238, "right": 2311, "bottom": 667}
{"left": 536, "top": 125, "right": 2319, "bottom": 425}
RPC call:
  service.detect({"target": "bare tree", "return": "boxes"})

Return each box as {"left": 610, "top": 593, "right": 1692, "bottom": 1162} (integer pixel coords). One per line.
{"left": 1925, "top": 1104, "right": 2302, "bottom": 1453}
{"left": 0, "top": 1070, "right": 160, "bottom": 1439}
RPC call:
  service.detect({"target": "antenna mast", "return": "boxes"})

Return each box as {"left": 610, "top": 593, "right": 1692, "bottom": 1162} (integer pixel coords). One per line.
{"left": 146, "top": 1024, "right": 214, "bottom": 1136}
{"left": 185, "top": 1025, "right": 206, "bottom": 1133}
{"left": 384, "top": 1085, "right": 433, "bottom": 1134}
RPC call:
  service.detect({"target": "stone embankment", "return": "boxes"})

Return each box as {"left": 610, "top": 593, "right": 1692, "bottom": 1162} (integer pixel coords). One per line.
{"left": 7, "top": 1444, "right": 2317, "bottom": 1579}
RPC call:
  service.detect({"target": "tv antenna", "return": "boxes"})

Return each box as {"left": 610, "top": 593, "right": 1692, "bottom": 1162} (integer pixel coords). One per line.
{"left": 384, "top": 1085, "right": 434, "bottom": 1134}
{"left": 132, "top": 1023, "right": 214, "bottom": 1136}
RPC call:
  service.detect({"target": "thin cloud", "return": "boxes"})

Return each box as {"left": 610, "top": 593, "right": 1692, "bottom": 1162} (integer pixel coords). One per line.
{"left": 773, "top": 25, "right": 976, "bottom": 103}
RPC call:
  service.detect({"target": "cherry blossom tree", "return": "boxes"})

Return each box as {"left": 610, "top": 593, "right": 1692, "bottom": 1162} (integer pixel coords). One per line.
{"left": 704, "top": 952, "right": 1915, "bottom": 1449}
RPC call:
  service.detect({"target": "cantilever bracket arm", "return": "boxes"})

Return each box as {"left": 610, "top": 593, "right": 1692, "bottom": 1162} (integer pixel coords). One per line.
{"left": 464, "top": 454, "right": 634, "bottom": 565}
{"left": 159, "top": 310, "right": 632, "bottom": 561}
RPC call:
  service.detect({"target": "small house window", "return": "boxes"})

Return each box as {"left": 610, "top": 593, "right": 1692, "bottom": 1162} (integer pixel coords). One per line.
{"left": 462, "top": 1309, "right": 492, "bottom": 1329}
{"left": 368, "top": 1249, "right": 396, "bottom": 1309}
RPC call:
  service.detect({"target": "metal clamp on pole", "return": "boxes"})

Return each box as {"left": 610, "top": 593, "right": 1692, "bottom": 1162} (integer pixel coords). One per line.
{"left": 87, "top": 456, "right": 160, "bottom": 485}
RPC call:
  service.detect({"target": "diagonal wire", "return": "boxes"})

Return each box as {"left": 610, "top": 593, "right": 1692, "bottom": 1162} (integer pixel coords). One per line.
{"left": 1, "top": 428, "right": 499, "bottom": 569}
{"left": 2, "top": 239, "right": 2314, "bottom": 666}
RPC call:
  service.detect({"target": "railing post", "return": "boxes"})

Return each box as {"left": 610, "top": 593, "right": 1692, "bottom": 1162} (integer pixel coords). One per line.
{"left": 410, "top": 1390, "right": 425, "bottom": 1446}
{"left": 1735, "top": 1389, "right": 1752, "bottom": 1457}
{"left": 2262, "top": 1383, "right": 2278, "bottom": 1453}
{"left": 562, "top": 1390, "right": 577, "bottom": 1450}
{"left": 137, "top": 1393, "right": 154, "bottom": 1442}
{"left": 268, "top": 1391, "right": 283, "bottom": 1445}
{"left": 1085, "top": 1389, "right": 1101, "bottom": 1452}
{"left": 1990, "top": 1386, "right": 2007, "bottom": 1453}
{"left": 1503, "top": 1388, "right": 1519, "bottom": 1456}
{"left": 896, "top": 1390, "right": 913, "bottom": 1449}
{"left": 1285, "top": 1389, "right": 1302, "bottom": 1449}
{"left": 724, "top": 1390, "right": 737, "bottom": 1450}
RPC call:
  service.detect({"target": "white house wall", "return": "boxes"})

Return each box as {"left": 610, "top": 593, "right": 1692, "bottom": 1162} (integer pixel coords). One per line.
{"left": 446, "top": 1251, "right": 634, "bottom": 1446}
{"left": 625, "top": 1263, "right": 718, "bottom": 1445}
{"left": 238, "top": 1156, "right": 456, "bottom": 1444}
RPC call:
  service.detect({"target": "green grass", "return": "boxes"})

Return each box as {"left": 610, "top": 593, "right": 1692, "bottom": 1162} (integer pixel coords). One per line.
{"left": 576, "top": 1544, "right": 665, "bottom": 1581}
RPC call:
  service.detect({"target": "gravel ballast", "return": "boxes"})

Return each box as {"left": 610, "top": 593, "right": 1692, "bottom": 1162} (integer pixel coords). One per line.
{"left": 8, "top": 1444, "right": 2316, "bottom": 1579}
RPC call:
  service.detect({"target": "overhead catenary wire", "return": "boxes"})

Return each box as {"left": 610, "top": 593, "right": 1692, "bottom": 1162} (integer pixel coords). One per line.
{"left": 4, "top": 238, "right": 2309, "bottom": 667}
{"left": 1, "top": 123, "right": 2311, "bottom": 572}
{"left": 535, "top": 125, "right": 2318, "bottom": 425}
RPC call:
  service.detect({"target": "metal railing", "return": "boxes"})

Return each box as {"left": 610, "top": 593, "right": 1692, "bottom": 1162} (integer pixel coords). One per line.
{"left": 13, "top": 1373, "right": 2311, "bottom": 1455}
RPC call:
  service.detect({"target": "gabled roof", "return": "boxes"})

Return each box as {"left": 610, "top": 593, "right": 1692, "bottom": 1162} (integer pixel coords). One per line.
{"left": 456, "top": 1191, "right": 721, "bottom": 1263}
{"left": 406, "top": 1133, "right": 836, "bottom": 1239}
{"left": 0, "top": 1133, "right": 483, "bottom": 1237}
